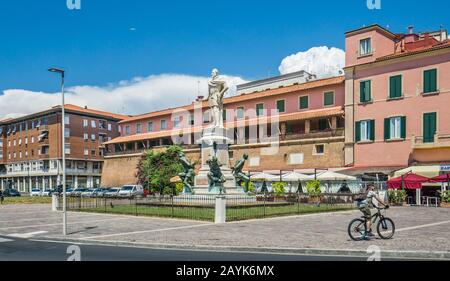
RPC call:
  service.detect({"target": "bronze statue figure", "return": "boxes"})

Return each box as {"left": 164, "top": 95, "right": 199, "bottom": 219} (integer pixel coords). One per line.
{"left": 178, "top": 151, "right": 195, "bottom": 194}
{"left": 232, "top": 154, "right": 250, "bottom": 193}
{"left": 207, "top": 156, "right": 226, "bottom": 194}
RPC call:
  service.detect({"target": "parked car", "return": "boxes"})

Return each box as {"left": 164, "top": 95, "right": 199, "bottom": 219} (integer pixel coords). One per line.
{"left": 30, "top": 189, "right": 41, "bottom": 197}
{"left": 118, "top": 185, "right": 145, "bottom": 198}
{"left": 92, "top": 188, "right": 108, "bottom": 198}
{"left": 104, "top": 188, "right": 120, "bottom": 197}
{"left": 73, "top": 188, "right": 89, "bottom": 197}
{"left": 3, "top": 189, "right": 21, "bottom": 197}
{"left": 65, "top": 189, "right": 75, "bottom": 196}
{"left": 41, "top": 188, "right": 52, "bottom": 197}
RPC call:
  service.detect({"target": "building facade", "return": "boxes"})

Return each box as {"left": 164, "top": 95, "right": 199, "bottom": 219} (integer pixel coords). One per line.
{"left": 102, "top": 73, "right": 346, "bottom": 187}
{"left": 343, "top": 24, "right": 450, "bottom": 177}
{"left": 0, "top": 105, "right": 128, "bottom": 192}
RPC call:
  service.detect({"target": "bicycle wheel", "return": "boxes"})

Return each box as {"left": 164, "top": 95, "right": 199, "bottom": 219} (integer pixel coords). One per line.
{"left": 348, "top": 218, "right": 367, "bottom": 241}
{"left": 377, "top": 218, "right": 395, "bottom": 239}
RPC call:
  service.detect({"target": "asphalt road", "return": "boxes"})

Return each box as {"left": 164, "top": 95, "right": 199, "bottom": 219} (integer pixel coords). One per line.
{"left": 0, "top": 236, "right": 375, "bottom": 261}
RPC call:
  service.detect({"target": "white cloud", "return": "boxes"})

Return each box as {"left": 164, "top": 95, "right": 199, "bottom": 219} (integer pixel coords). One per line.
{"left": 0, "top": 74, "right": 248, "bottom": 119}
{"left": 278, "top": 46, "right": 345, "bottom": 78}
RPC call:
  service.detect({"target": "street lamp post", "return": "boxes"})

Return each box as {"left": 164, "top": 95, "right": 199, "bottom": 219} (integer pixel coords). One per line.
{"left": 48, "top": 68, "right": 67, "bottom": 236}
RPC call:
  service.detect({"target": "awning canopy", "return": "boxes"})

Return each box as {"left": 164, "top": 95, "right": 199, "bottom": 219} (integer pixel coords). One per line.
{"left": 281, "top": 172, "right": 310, "bottom": 182}
{"left": 388, "top": 172, "right": 430, "bottom": 190}
{"left": 250, "top": 172, "right": 280, "bottom": 182}
{"left": 430, "top": 174, "right": 450, "bottom": 183}
{"left": 307, "top": 171, "right": 357, "bottom": 181}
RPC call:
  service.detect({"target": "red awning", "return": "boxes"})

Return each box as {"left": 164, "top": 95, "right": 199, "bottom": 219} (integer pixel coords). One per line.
{"left": 387, "top": 173, "right": 430, "bottom": 190}
{"left": 430, "top": 174, "right": 450, "bottom": 183}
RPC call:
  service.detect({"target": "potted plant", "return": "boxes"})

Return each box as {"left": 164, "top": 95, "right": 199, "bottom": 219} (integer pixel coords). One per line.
{"left": 438, "top": 190, "right": 450, "bottom": 208}
{"left": 306, "top": 180, "right": 322, "bottom": 204}
{"left": 387, "top": 189, "right": 407, "bottom": 206}
{"left": 272, "top": 182, "right": 287, "bottom": 202}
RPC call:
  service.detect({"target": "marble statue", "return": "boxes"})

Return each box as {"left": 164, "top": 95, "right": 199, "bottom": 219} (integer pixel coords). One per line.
{"left": 232, "top": 154, "right": 250, "bottom": 193}
{"left": 178, "top": 151, "right": 195, "bottom": 194}
{"left": 205, "top": 68, "right": 229, "bottom": 128}
{"left": 207, "top": 156, "right": 226, "bottom": 194}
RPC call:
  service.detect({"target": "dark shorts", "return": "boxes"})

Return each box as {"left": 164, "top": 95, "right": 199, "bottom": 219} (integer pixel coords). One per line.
{"left": 358, "top": 204, "right": 371, "bottom": 220}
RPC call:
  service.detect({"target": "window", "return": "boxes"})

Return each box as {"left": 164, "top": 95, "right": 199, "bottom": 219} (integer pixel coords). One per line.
{"left": 125, "top": 126, "right": 131, "bottom": 136}
{"left": 189, "top": 115, "right": 195, "bottom": 125}
{"left": 83, "top": 133, "right": 88, "bottom": 141}
{"left": 203, "top": 112, "right": 210, "bottom": 124}
{"left": 236, "top": 107, "right": 245, "bottom": 120}
{"left": 83, "top": 119, "right": 88, "bottom": 127}
{"left": 99, "top": 120, "right": 106, "bottom": 129}
{"left": 314, "top": 144, "right": 325, "bottom": 155}
{"left": 91, "top": 120, "right": 97, "bottom": 128}
{"left": 277, "top": 100, "right": 285, "bottom": 113}
{"left": 91, "top": 149, "right": 96, "bottom": 156}
{"left": 173, "top": 117, "right": 181, "bottom": 128}
{"left": 18, "top": 138, "right": 22, "bottom": 145}
{"left": 84, "top": 148, "right": 89, "bottom": 156}
{"left": 19, "top": 151, "right": 22, "bottom": 158}
{"left": 384, "top": 116, "right": 406, "bottom": 140}
{"left": 360, "top": 80, "right": 372, "bottom": 103}
{"left": 256, "top": 103, "right": 264, "bottom": 116}
{"left": 64, "top": 115, "right": 70, "bottom": 125}
{"left": 289, "top": 153, "right": 304, "bottom": 165}
{"left": 64, "top": 128, "right": 70, "bottom": 138}
{"left": 299, "top": 96, "right": 309, "bottom": 110}
{"left": 65, "top": 144, "right": 71, "bottom": 155}
{"left": 136, "top": 123, "right": 142, "bottom": 134}
{"left": 319, "top": 119, "right": 328, "bottom": 131}
{"left": 25, "top": 137, "right": 28, "bottom": 145}
{"left": 423, "top": 112, "right": 437, "bottom": 143}
{"left": 161, "top": 120, "right": 167, "bottom": 130}
{"left": 91, "top": 134, "right": 96, "bottom": 141}
{"left": 423, "top": 69, "right": 438, "bottom": 94}
{"left": 355, "top": 120, "right": 375, "bottom": 142}
{"left": 222, "top": 110, "right": 227, "bottom": 122}
{"left": 147, "top": 122, "right": 153, "bottom": 132}
{"left": 389, "top": 75, "right": 402, "bottom": 99}
{"left": 324, "top": 92, "right": 334, "bottom": 106}
{"left": 31, "top": 137, "right": 34, "bottom": 143}
{"left": 359, "top": 38, "right": 372, "bottom": 56}
{"left": 107, "top": 123, "right": 112, "bottom": 131}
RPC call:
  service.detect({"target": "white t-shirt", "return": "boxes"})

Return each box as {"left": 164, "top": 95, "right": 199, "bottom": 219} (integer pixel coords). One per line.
{"left": 361, "top": 191, "right": 377, "bottom": 207}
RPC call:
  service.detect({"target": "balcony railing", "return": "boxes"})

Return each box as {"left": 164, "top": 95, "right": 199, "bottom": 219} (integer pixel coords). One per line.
{"left": 412, "top": 134, "right": 450, "bottom": 149}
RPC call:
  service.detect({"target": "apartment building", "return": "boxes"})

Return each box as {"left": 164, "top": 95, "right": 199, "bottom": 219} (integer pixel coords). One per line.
{"left": 102, "top": 71, "right": 346, "bottom": 187}
{"left": 343, "top": 24, "right": 450, "bottom": 178}
{"left": 0, "top": 105, "right": 129, "bottom": 192}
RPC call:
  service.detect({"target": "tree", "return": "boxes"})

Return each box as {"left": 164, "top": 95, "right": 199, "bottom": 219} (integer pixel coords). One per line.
{"left": 137, "top": 146, "right": 184, "bottom": 195}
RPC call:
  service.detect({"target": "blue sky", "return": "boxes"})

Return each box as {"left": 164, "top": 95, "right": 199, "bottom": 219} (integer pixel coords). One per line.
{"left": 1, "top": 0, "right": 448, "bottom": 93}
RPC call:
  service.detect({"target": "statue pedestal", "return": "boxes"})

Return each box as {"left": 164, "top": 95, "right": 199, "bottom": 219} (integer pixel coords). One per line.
{"left": 193, "top": 126, "right": 244, "bottom": 195}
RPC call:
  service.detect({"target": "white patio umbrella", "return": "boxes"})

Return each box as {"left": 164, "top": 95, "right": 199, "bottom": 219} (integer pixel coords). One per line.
{"left": 308, "top": 171, "right": 357, "bottom": 181}
{"left": 250, "top": 172, "right": 280, "bottom": 182}
{"left": 282, "top": 172, "right": 311, "bottom": 182}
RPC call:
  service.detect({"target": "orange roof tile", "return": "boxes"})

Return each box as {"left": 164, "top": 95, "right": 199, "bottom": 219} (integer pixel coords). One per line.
{"left": 105, "top": 106, "right": 344, "bottom": 145}
{"left": 119, "top": 76, "right": 345, "bottom": 124}
{"left": 376, "top": 42, "right": 450, "bottom": 62}
{"left": 63, "top": 104, "right": 130, "bottom": 120}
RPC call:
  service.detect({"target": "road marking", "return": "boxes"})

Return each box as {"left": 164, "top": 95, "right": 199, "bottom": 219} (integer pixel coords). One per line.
{"left": 81, "top": 223, "right": 210, "bottom": 240}
{"left": 0, "top": 237, "right": 13, "bottom": 243}
{"left": 0, "top": 217, "right": 130, "bottom": 230}
{"left": 8, "top": 231, "right": 48, "bottom": 239}
{"left": 396, "top": 220, "right": 450, "bottom": 233}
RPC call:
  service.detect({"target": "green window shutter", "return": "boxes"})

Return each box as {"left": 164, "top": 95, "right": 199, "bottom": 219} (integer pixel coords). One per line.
{"left": 355, "top": 121, "right": 361, "bottom": 142}
{"left": 223, "top": 109, "right": 227, "bottom": 121}
{"left": 390, "top": 75, "right": 402, "bottom": 98}
{"left": 424, "top": 69, "right": 437, "bottom": 93}
{"left": 324, "top": 92, "right": 334, "bottom": 106}
{"left": 277, "top": 100, "right": 285, "bottom": 113}
{"left": 299, "top": 96, "right": 309, "bottom": 109}
{"left": 360, "top": 81, "right": 371, "bottom": 102}
{"left": 366, "top": 81, "right": 371, "bottom": 102}
{"left": 401, "top": 116, "right": 406, "bottom": 139}
{"left": 370, "top": 120, "right": 375, "bottom": 141}
{"left": 256, "top": 104, "right": 264, "bottom": 116}
{"left": 384, "top": 118, "right": 391, "bottom": 140}
{"left": 360, "top": 81, "right": 365, "bottom": 103}
{"left": 423, "top": 113, "right": 437, "bottom": 143}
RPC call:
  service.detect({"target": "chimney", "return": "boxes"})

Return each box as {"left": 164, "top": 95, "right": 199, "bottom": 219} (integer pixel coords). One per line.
{"left": 84, "top": 106, "right": 88, "bottom": 109}
{"left": 408, "top": 25, "right": 414, "bottom": 34}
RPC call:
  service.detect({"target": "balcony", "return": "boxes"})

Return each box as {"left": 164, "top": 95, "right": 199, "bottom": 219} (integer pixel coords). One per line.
{"left": 412, "top": 134, "right": 450, "bottom": 150}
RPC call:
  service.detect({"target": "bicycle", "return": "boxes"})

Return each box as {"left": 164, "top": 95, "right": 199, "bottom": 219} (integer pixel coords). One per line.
{"left": 348, "top": 206, "right": 395, "bottom": 241}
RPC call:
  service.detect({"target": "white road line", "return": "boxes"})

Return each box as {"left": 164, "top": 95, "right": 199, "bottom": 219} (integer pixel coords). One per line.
{"left": 0, "top": 213, "right": 117, "bottom": 224}
{"left": 82, "top": 223, "right": 210, "bottom": 240}
{"left": 0, "top": 217, "right": 130, "bottom": 231}
{"left": 0, "top": 237, "right": 13, "bottom": 243}
{"left": 8, "top": 231, "right": 48, "bottom": 239}
{"left": 396, "top": 220, "right": 450, "bottom": 233}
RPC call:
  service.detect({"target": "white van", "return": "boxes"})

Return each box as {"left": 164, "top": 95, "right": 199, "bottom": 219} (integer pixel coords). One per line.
{"left": 118, "top": 185, "right": 144, "bottom": 198}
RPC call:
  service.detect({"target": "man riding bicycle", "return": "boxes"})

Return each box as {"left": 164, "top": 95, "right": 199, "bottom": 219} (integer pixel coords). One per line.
{"left": 357, "top": 184, "right": 388, "bottom": 239}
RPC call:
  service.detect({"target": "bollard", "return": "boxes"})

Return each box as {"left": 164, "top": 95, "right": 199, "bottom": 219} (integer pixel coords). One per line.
{"left": 215, "top": 196, "right": 226, "bottom": 224}
{"left": 52, "top": 194, "right": 59, "bottom": 211}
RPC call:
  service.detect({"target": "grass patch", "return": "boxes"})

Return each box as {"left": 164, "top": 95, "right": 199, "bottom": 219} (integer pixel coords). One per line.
{"left": 69, "top": 202, "right": 355, "bottom": 222}
{"left": 1, "top": 196, "right": 53, "bottom": 205}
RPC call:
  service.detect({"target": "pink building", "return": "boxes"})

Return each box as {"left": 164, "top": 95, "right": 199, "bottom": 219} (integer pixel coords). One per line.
{"left": 343, "top": 24, "right": 450, "bottom": 182}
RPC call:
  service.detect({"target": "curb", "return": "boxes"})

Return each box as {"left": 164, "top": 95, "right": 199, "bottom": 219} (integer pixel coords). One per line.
{"left": 32, "top": 237, "right": 450, "bottom": 260}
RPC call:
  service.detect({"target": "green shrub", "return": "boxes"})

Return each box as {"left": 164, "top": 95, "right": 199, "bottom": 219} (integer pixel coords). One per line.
{"left": 175, "top": 183, "right": 184, "bottom": 195}
{"left": 438, "top": 190, "right": 450, "bottom": 203}
{"left": 306, "top": 180, "right": 322, "bottom": 196}
{"left": 242, "top": 181, "right": 255, "bottom": 193}
{"left": 387, "top": 190, "right": 407, "bottom": 204}
{"left": 272, "top": 182, "right": 287, "bottom": 196}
